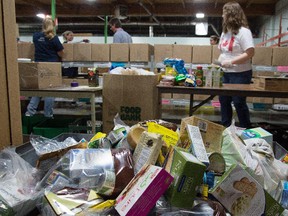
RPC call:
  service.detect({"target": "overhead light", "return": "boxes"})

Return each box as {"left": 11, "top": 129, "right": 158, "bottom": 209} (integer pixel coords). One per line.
{"left": 196, "top": 13, "right": 205, "bottom": 19}
{"left": 36, "top": 13, "right": 46, "bottom": 19}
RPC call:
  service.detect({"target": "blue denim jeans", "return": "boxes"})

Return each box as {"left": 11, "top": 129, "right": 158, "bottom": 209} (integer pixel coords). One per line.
{"left": 219, "top": 70, "right": 252, "bottom": 128}
{"left": 26, "top": 97, "right": 54, "bottom": 117}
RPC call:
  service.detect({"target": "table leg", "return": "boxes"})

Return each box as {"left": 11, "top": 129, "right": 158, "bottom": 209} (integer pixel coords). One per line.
{"left": 91, "top": 93, "right": 96, "bottom": 134}
{"left": 189, "top": 94, "right": 194, "bottom": 116}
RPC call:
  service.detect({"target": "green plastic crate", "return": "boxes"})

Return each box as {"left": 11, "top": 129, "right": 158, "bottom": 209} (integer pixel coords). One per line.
{"left": 22, "top": 114, "right": 46, "bottom": 134}
{"left": 33, "top": 118, "right": 76, "bottom": 138}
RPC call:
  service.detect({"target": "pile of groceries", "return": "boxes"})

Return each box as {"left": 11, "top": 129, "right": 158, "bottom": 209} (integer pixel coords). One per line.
{"left": 159, "top": 58, "right": 224, "bottom": 88}
{"left": 0, "top": 114, "right": 288, "bottom": 216}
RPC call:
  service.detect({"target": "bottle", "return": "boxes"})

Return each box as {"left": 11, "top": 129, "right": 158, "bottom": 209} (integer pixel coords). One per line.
{"left": 195, "top": 66, "right": 204, "bottom": 87}
{"left": 88, "top": 69, "right": 99, "bottom": 87}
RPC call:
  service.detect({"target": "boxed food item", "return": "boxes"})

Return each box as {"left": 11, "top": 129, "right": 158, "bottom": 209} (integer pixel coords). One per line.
{"left": 211, "top": 164, "right": 284, "bottom": 216}
{"left": 110, "top": 43, "right": 130, "bottom": 62}
{"left": 179, "top": 116, "right": 225, "bottom": 153}
{"left": 115, "top": 164, "right": 173, "bottom": 216}
{"left": 132, "top": 131, "right": 163, "bottom": 174}
{"left": 102, "top": 74, "right": 159, "bottom": 132}
{"left": 241, "top": 127, "right": 273, "bottom": 145}
{"left": 18, "top": 62, "right": 62, "bottom": 89}
{"left": 73, "top": 43, "right": 92, "bottom": 61}
{"left": 164, "top": 146, "right": 206, "bottom": 208}
{"left": 129, "top": 43, "right": 154, "bottom": 62}
{"left": 186, "top": 124, "right": 209, "bottom": 165}
{"left": 91, "top": 43, "right": 110, "bottom": 62}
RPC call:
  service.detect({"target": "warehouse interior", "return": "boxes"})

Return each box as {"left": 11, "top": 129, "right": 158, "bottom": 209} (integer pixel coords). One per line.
{"left": 0, "top": 0, "right": 288, "bottom": 215}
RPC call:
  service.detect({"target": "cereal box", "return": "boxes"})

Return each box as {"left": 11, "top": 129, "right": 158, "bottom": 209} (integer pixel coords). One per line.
{"left": 211, "top": 164, "right": 284, "bottom": 216}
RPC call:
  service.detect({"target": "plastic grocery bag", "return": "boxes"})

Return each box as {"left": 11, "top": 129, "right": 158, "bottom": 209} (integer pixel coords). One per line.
{"left": 221, "top": 122, "right": 287, "bottom": 201}
{"left": 0, "top": 148, "right": 42, "bottom": 216}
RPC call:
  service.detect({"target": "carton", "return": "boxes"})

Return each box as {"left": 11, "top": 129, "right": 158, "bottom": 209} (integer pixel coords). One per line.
{"left": 179, "top": 116, "right": 225, "bottom": 153}
{"left": 129, "top": 43, "right": 154, "bottom": 62}
{"left": 62, "top": 43, "right": 74, "bottom": 61}
{"left": 154, "top": 44, "right": 173, "bottom": 63}
{"left": 102, "top": 74, "right": 159, "bottom": 133}
{"left": 17, "top": 42, "right": 34, "bottom": 60}
{"left": 172, "top": 44, "right": 192, "bottom": 63}
{"left": 132, "top": 131, "right": 163, "bottom": 174}
{"left": 192, "top": 45, "right": 212, "bottom": 64}
{"left": 241, "top": 127, "right": 273, "bottom": 145}
{"left": 73, "top": 43, "right": 92, "bottom": 61}
{"left": 91, "top": 43, "right": 110, "bottom": 62}
{"left": 18, "top": 62, "right": 62, "bottom": 89}
{"left": 164, "top": 146, "right": 206, "bottom": 208}
{"left": 252, "top": 47, "right": 272, "bottom": 66}
{"left": 272, "top": 47, "right": 288, "bottom": 66}
{"left": 211, "top": 164, "right": 284, "bottom": 216}
{"left": 115, "top": 165, "right": 173, "bottom": 216}
{"left": 186, "top": 124, "right": 209, "bottom": 165}
{"left": 110, "top": 43, "right": 130, "bottom": 62}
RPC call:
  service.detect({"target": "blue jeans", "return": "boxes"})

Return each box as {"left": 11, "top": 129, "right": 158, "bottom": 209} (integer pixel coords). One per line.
{"left": 219, "top": 70, "right": 252, "bottom": 128}
{"left": 26, "top": 97, "right": 54, "bottom": 117}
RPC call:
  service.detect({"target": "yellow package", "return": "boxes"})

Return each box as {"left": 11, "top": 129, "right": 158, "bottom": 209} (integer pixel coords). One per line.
{"left": 147, "top": 122, "right": 179, "bottom": 147}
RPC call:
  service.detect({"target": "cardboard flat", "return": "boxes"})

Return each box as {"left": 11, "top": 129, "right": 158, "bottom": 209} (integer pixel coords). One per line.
{"left": 272, "top": 47, "right": 288, "bottom": 66}
{"left": 129, "top": 43, "right": 154, "bottom": 62}
{"left": 154, "top": 44, "right": 173, "bottom": 63}
{"left": 192, "top": 45, "right": 212, "bottom": 64}
{"left": 17, "top": 42, "right": 34, "bottom": 60}
{"left": 110, "top": 43, "right": 130, "bottom": 62}
{"left": 252, "top": 47, "right": 272, "bottom": 66}
{"left": 73, "top": 43, "right": 91, "bottom": 61}
{"left": 172, "top": 44, "right": 192, "bottom": 63}
{"left": 62, "top": 43, "right": 74, "bottom": 61}
{"left": 91, "top": 43, "right": 110, "bottom": 62}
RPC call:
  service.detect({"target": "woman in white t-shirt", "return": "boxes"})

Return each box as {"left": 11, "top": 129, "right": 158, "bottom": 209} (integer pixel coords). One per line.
{"left": 218, "top": 1, "right": 255, "bottom": 128}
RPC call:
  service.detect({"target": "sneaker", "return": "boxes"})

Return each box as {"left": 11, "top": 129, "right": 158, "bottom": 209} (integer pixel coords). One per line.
{"left": 25, "top": 112, "right": 33, "bottom": 117}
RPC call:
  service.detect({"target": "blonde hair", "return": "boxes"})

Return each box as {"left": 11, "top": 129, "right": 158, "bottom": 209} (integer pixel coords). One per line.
{"left": 62, "top": 30, "right": 73, "bottom": 41}
{"left": 222, "top": 1, "right": 249, "bottom": 35}
{"left": 42, "top": 17, "right": 55, "bottom": 40}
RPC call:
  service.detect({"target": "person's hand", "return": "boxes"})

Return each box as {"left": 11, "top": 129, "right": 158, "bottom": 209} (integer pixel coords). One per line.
{"left": 221, "top": 60, "right": 233, "bottom": 68}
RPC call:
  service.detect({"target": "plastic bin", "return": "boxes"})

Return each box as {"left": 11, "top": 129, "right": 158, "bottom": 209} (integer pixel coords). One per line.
{"left": 22, "top": 114, "right": 46, "bottom": 134}
{"left": 33, "top": 117, "right": 75, "bottom": 138}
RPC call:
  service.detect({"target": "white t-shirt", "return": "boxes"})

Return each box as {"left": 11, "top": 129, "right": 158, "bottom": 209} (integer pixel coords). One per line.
{"left": 218, "top": 27, "right": 254, "bottom": 72}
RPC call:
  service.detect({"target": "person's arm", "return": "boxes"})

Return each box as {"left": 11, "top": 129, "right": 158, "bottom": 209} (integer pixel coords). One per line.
{"left": 57, "top": 49, "right": 64, "bottom": 58}
{"left": 222, "top": 47, "right": 254, "bottom": 67}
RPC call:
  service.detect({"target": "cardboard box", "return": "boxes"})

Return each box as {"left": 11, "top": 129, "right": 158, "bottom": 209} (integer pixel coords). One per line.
{"left": 192, "top": 45, "right": 212, "bottom": 64}
{"left": 179, "top": 116, "right": 225, "bottom": 153}
{"left": 252, "top": 47, "right": 272, "bottom": 66}
{"left": 164, "top": 146, "right": 206, "bottom": 208}
{"left": 130, "top": 43, "right": 154, "bottom": 62}
{"left": 62, "top": 43, "right": 74, "bottom": 61}
{"left": 154, "top": 44, "right": 173, "bottom": 63}
{"left": 172, "top": 45, "right": 192, "bottom": 63}
{"left": 211, "top": 164, "right": 284, "bottom": 216}
{"left": 110, "top": 43, "right": 130, "bottom": 62}
{"left": 18, "top": 62, "right": 62, "bottom": 89}
{"left": 17, "top": 42, "right": 34, "bottom": 60}
{"left": 102, "top": 74, "right": 159, "bottom": 133}
{"left": 272, "top": 47, "right": 288, "bottom": 66}
{"left": 255, "top": 76, "right": 288, "bottom": 91}
{"left": 241, "top": 127, "right": 273, "bottom": 145}
{"left": 91, "top": 43, "right": 110, "bottom": 62}
{"left": 211, "top": 45, "right": 220, "bottom": 62}
{"left": 73, "top": 43, "right": 91, "bottom": 61}
{"left": 115, "top": 165, "right": 173, "bottom": 216}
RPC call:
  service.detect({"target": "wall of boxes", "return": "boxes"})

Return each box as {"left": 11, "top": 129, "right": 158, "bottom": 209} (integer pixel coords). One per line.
{"left": 18, "top": 43, "right": 288, "bottom": 103}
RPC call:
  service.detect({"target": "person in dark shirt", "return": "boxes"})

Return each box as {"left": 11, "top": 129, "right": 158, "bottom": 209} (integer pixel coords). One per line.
{"left": 25, "top": 17, "right": 64, "bottom": 118}
{"left": 61, "top": 31, "right": 78, "bottom": 78}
